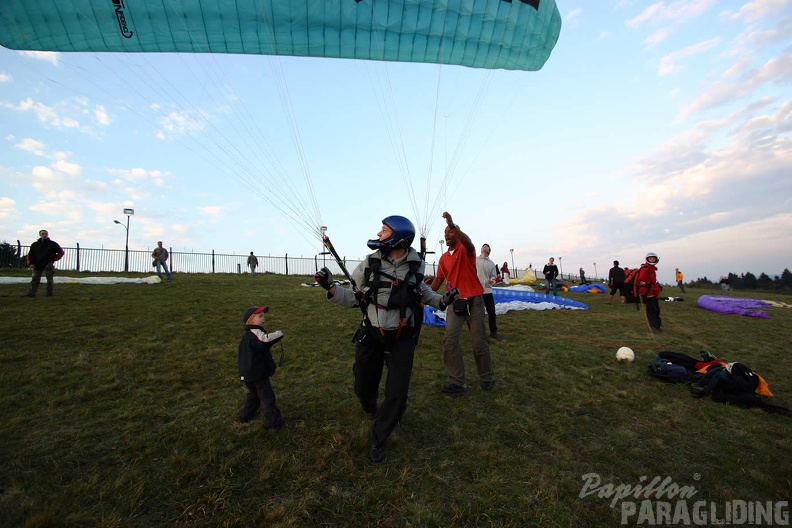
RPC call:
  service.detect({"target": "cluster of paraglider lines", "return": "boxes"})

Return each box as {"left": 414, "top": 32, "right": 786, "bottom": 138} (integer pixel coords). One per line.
{"left": 1, "top": 0, "right": 561, "bottom": 257}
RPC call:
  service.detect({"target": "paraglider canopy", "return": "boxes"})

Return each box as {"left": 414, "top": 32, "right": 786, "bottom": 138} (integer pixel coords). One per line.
{"left": 0, "top": 0, "right": 561, "bottom": 71}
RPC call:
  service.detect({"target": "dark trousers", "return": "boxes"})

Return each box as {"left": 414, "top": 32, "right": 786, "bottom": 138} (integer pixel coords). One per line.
{"left": 28, "top": 264, "right": 55, "bottom": 296}
{"left": 482, "top": 292, "right": 498, "bottom": 335}
{"left": 643, "top": 296, "right": 662, "bottom": 330}
{"left": 354, "top": 326, "right": 418, "bottom": 447}
{"left": 242, "top": 378, "right": 283, "bottom": 428}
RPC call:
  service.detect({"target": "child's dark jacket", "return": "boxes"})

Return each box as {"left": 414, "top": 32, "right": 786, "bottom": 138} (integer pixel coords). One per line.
{"left": 238, "top": 325, "right": 283, "bottom": 383}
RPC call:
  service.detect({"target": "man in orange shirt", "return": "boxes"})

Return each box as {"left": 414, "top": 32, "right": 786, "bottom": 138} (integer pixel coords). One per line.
{"left": 431, "top": 212, "right": 495, "bottom": 394}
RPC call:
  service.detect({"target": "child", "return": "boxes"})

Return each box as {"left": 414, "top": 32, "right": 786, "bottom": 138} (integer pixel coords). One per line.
{"left": 237, "top": 306, "right": 285, "bottom": 428}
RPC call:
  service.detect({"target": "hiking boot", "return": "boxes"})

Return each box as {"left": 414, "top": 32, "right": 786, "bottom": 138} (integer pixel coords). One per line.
{"left": 481, "top": 381, "right": 495, "bottom": 392}
{"left": 489, "top": 332, "right": 499, "bottom": 339}
{"left": 368, "top": 438, "right": 385, "bottom": 464}
{"left": 264, "top": 418, "right": 285, "bottom": 430}
{"left": 238, "top": 408, "right": 259, "bottom": 423}
{"left": 21, "top": 293, "right": 35, "bottom": 298}
{"left": 441, "top": 383, "right": 467, "bottom": 394}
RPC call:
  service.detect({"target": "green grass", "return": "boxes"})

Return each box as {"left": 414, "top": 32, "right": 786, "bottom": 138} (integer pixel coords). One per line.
{"left": 1, "top": 272, "right": 791, "bottom": 527}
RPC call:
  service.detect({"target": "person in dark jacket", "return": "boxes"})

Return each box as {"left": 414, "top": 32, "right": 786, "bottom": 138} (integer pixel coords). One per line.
{"left": 608, "top": 260, "right": 626, "bottom": 304}
{"left": 542, "top": 257, "right": 559, "bottom": 295}
{"left": 237, "top": 306, "right": 285, "bottom": 428}
{"left": 23, "top": 229, "right": 64, "bottom": 297}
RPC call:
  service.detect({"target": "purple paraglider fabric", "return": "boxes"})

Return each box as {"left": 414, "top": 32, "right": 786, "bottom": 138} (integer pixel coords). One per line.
{"left": 696, "top": 295, "right": 772, "bottom": 318}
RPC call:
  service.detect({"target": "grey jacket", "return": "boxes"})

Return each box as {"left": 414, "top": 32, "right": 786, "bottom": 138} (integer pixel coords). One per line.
{"left": 152, "top": 247, "right": 169, "bottom": 262}
{"left": 476, "top": 256, "right": 498, "bottom": 294}
{"left": 328, "top": 247, "right": 444, "bottom": 330}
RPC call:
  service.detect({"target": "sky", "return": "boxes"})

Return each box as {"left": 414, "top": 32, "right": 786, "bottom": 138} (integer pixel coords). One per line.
{"left": 1, "top": 0, "right": 791, "bottom": 285}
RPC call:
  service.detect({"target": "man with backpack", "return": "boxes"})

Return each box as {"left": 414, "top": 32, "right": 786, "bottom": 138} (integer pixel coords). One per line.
{"left": 315, "top": 215, "right": 456, "bottom": 464}
{"left": 637, "top": 252, "right": 662, "bottom": 332}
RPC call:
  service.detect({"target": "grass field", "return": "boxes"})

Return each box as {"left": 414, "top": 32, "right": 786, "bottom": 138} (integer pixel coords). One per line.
{"left": 1, "top": 271, "right": 790, "bottom": 527}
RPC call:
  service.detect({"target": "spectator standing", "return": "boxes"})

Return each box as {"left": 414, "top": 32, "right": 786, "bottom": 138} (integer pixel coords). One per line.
{"left": 501, "top": 261, "right": 510, "bottom": 284}
{"left": 248, "top": 252, "right": 259, "bottom": 278}
{"left": 22, "top": 229, "right": 64, "bottom": 297}
{"left": 431, "top": 212, "right": 495, "bottom": 394}
{"left": 476, "top": 243, "right": 499, "bottom": 339}
{"left": 543, "top": 257, "right": 559, "bottom": 295}
{"left": 152, "top": 241, "right": 173, "bottom": 281}
{"left": 675, "top": 268, "right": 685, "bottom": 293}
{"left": 608, "top": 260, "right": 627, "bottom": 304}
{"left": 579, "top": 267, "right": 587, "bottom": 285}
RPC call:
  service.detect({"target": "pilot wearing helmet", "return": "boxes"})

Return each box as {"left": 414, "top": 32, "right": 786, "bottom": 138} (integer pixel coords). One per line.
{"left": 637, "top": 252, "right": 663, "bottom": 333}
{"left": 315, "top": 216, "right": 457, "bottom": 464}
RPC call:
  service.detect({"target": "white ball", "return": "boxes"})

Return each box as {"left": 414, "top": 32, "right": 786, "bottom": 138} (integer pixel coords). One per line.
{"left": 616, "top": 347, "right": 635, "bottom": 362}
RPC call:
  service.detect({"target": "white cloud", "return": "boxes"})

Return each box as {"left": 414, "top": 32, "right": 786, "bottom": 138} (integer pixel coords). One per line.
{"left": 682, "top": 47, "right": 792, "bottom": 116}
{"left": 0, "top": 196, "right": 16, "bottom": 220}
{"left": 566, "top": 8, "right": 582, "bottom": 20}
{"left": 94, "top": 105, "right": 111, "bottom": 126}
{"left": 721, "top": 0, "right": 792, "bottom": 23}
{"left": 15, "top": 138, "right": 47, "bottom": 157}
{"left": 200, "top": 205, "right": 231, "bottom": 216}
{"left": 52, "top": 159, "right": 82, "bottom": 177}
{"left": 18, "top": 51, "right": 59, "bottom": 65}
{"left": 0, "top": 72, "right": 11, "bottom": 83}
{"left": 658, "top": 37, "right": 720, "bottom": 76}
{"left": 157, "top": 110, "right": 206, "bottom": 139}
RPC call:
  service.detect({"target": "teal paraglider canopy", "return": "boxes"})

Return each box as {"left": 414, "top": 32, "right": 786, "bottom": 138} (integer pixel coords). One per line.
{"left": 0, "top": 0, "right": 561, "bottom": 71}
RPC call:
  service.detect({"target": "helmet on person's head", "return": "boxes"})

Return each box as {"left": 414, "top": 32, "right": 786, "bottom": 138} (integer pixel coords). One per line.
{"left": 645, "top": 252, "right": 659, "bottom": 264}
{"left": 367, "top": 215, "right": 415, "bottom": 250}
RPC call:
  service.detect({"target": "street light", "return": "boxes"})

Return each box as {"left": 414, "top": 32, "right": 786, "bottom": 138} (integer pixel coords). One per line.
{"left": 593, "top": 262, "right": 598, "bottom": 279}
{"left": 113, "top": 208, "right": 134, "bottom": 272}
{"left": 559, "top": 256, "right": 563, "bottom": 277}
{"left": 510, "top": 249, "right": 515, "bottom": 273}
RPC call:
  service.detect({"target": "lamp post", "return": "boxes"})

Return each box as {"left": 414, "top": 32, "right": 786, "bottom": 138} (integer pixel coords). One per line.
{"left": 593, "top": 262, "right": 598, "bottom": 279}
{"left": 113, "top": 208, "right": 134, "bottom": 272}
{"left": 559, "top": 256, "right": 563, "bottom": 278}
{"left": 510, "top": 249, "right": 515, "bottom": 274}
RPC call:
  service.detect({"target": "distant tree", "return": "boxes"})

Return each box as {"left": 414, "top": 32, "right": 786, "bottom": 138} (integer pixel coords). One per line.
{"left": 756, "top": 273, "right": 773, "bottom": 290}
{"left": 741, "top": 272, "right": 758, "bottom": 289}
{"left": 728, "top": 272, "right": 741, "bottom": 289}
{"left": 782, "top": 269, "right": 792, "bottom": 289}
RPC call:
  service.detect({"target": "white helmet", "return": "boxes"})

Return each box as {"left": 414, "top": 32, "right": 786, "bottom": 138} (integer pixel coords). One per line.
{"left": 645, "top": 252, "right": 659, "bottom": 264}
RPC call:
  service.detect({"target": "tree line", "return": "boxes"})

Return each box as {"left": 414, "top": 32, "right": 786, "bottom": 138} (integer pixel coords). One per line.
{"left": 689, "top": 269, "right": 792, "bottom": 292}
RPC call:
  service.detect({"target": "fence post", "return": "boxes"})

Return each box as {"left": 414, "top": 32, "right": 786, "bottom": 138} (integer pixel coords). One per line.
{"left": 16, "top": 240, "right": 22, "bottom": 269}
{"left": 76, "top": 243, "right": 80, "bottom": 272}
{"left": 170, "top": 247, "right": 174, "bottom": 273}
{"left": 212, "top": 250, "right": 215, "bottom": 274}
{"left": 286, "top": 254, "right": 289, "bottom": 276}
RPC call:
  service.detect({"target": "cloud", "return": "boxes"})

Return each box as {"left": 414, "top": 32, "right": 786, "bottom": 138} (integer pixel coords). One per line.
{"left": 0, "top": 196, "right": 16, "bottom": 220}
{"left": 15, "top": 138, "right": 47, "bottom": 157}
{"left": 94, "top": 105, "right": 111, "bottom": 126}
{"left": 108, "top": 167, "right": 167, "bottom": 185}
{"left": 0, "top": 72, "right": 11, "bottom": 83}
{"left": 627, "top": 0, "right": 718, "bottom": 46}
{"left": 200, "top": 205, "right": 232, "bottom": 216}
{"left": 566, "top": 8, "right": 582, "bottom": 21}
{"left": 18, "top": 51, "right": 59, "bottom": 65}
{"left": 657, "top": 37, "right": 721, "bottom": 76}
{"left": 720, "top": 0, "right": 792, "bottom": 23}
{"left": 556, "top": 97, "right": 792, "bottom": 267}
{"left": 156, "top": 110, "right": 206, "bottom": 140}
{"left": 681, "top": 46, "right": 792, "bottom": 116}
{"left": 52, "top": 159, "right": 82, "bottom": 177}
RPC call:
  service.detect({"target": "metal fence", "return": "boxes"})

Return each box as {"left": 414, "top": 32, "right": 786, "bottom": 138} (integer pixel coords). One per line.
{"left": 2, "top": 241, "right": 557, "bottom": 281}
{"left": 2, "top": 242, "right": 367, "bottom": 277}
